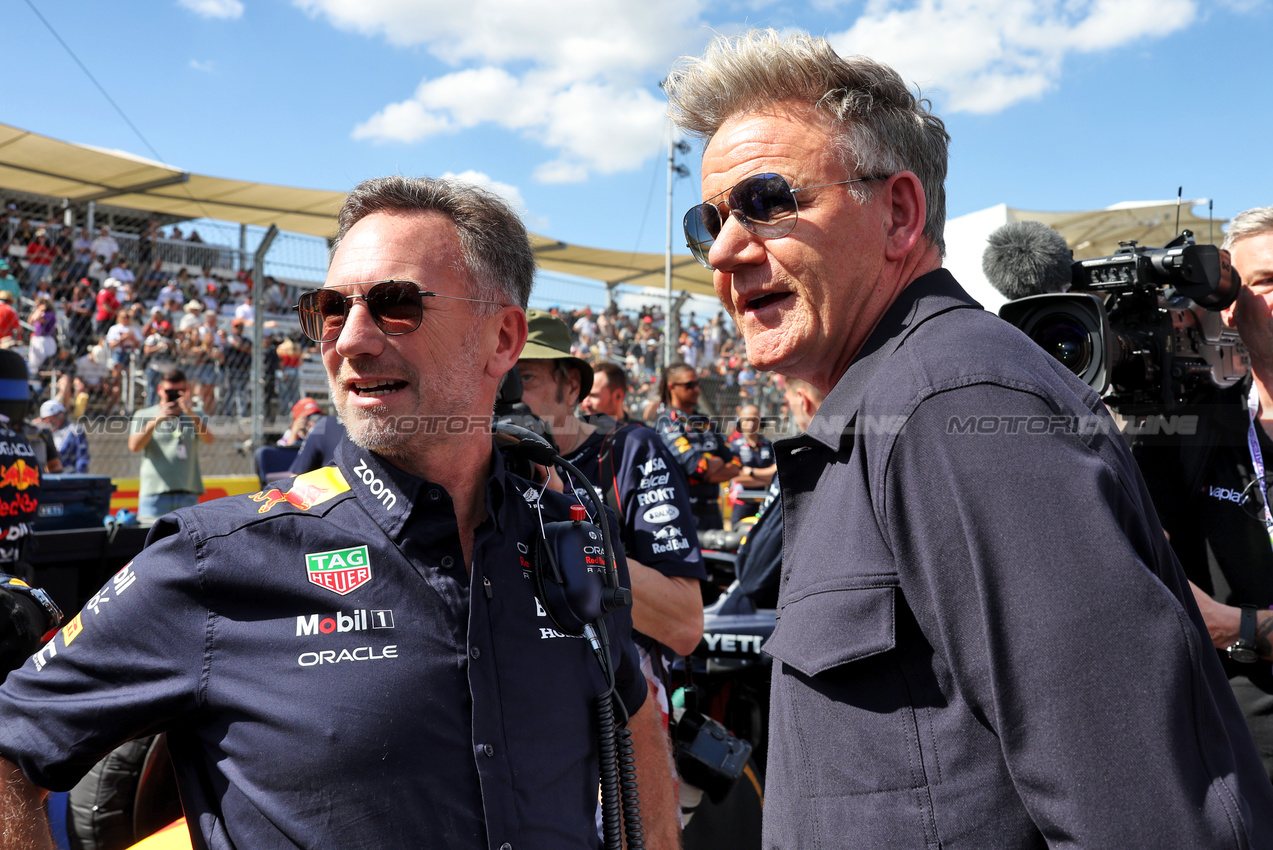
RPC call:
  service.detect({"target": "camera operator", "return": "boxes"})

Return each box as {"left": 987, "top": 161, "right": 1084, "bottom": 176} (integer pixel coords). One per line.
{"left": 1133, "top": 205, "right": 1273, "bottom": 778}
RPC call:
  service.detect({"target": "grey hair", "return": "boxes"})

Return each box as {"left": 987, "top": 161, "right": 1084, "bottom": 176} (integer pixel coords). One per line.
{"left": 332, "top": 176, "right": 535, "bottom": 309}
{"left": 665, "top": 29, "right": 950, "bottom": 255}
{"left": 1222, "top": 206, "right": 1273, "bottom": 252}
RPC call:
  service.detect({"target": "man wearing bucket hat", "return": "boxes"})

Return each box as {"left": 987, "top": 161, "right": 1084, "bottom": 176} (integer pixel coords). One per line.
{"left": 516, "top": 310, "right": 705, "bottom": 712}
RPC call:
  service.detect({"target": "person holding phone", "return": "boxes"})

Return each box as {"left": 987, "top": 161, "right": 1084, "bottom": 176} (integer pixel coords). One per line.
{"left": 127, "top": 369, "right": 213, "bottom": 522}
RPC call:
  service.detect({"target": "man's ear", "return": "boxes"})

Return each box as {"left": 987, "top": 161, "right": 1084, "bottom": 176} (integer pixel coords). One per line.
{"left": 485, "top": 307, "right": 528, "bottom": 380}
{"left": 882, "top": 171, "right": 928, "bottom": 261}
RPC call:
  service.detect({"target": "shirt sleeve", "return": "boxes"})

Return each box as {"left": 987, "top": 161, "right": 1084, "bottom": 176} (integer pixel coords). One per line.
{"left": 615, "top": 429, "right": 705, "bottom": 581}
{"left": 882, "top": 383, "right": 1264, "bottom": 846}
{"left": 0, "top": 518, "right": 207, "bottom": 790}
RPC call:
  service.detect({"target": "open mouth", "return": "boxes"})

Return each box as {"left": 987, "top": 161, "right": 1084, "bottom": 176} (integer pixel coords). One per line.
{"left": 350, "top": 379, "right": 408, "bottom": 398}
{"left": 743, "top": 291, "right": 792, "bottom": 313}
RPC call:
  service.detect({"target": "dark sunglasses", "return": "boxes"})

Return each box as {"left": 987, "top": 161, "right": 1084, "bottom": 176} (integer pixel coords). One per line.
{"left": 294, "top": 279, "right": 504, "bottom": 343}
{"left": 683, "top": 172, "right": 886, "bottom": 270}
{"left": 671, "top": 380, "right": 700, "bottom": 389}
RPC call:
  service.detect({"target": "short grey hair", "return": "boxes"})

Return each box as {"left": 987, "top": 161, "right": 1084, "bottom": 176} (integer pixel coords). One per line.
{"left": 333, "top": 176, "right": 535, "bottom": 309}
{"left": 665, "top": 29, "right": 950, "bottom": 255}
{"left": 1222, "top": 205, "right": 1273, "bottom": 252}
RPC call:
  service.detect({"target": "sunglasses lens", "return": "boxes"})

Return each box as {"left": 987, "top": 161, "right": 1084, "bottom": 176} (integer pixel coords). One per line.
{"left": 730, "top": 174, "right": 798, "bottom": 236}
{"left": 366, "top": 281, "right": 423, "bottom": 335}
{"left": 684, "top": 204, "right": 722, "bottom": 269}
{"left": 297, "top": 289, "right": 347, "bottom": 343}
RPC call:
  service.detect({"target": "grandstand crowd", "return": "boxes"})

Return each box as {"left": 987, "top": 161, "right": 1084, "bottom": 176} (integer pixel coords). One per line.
{"left": 2, "top": 211, "right": 787, "bottom": 476}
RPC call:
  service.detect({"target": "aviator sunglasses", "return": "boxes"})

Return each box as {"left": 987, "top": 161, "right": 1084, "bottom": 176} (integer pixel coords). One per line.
{"left": 295, "top": 279, "right": 505, "bottom": 343}
{"left": 683, "top": 172, "right": 887, "bottom": 270}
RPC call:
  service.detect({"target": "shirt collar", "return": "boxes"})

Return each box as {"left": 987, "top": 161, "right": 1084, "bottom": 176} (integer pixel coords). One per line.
{"left": 334, "top": 435, "right": 513, "bottom": 540}
{"left": 802, "top": 268, "right": 980, "bottom": 451}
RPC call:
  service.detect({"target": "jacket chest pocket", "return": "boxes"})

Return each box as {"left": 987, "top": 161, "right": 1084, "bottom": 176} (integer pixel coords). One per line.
{"left": 764, "top": 580, "right": 941, "bottom": 800}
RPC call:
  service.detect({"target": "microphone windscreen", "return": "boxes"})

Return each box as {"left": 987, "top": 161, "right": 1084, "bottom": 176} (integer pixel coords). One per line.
{"left": 983, "top": 221, "right": 1073, "bottom": 300}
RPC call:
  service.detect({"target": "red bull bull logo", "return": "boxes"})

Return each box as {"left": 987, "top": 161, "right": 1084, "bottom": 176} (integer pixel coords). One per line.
{"left": 0, "top": 459, "right": 39, "bottom": 491}
{"left": 247, "top": 467, "right": 350, "bottom": 514}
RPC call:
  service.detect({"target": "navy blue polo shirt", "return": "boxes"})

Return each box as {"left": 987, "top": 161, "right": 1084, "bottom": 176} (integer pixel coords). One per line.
{"left": 563, "top": 422, "right": 706, "bottom": 649}
{"left": 653, "top": 409, "right": 735, "bottom": 529}
{"left": 728, "top": 433, "right": 774, "bottom": 471}
{"left": 0, "top": 437, "right": 645, "bottom": 850}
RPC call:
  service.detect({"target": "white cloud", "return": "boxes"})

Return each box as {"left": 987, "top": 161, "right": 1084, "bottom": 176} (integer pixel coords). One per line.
{"left": 829, "top": 0, "right": 1198, "bottom": 113}
{"left": 296, "top": 0, "right": 703, "bottom": 181}
{"left": 178, "top": 0, "right": 245, "bottom": 20}
{"left": 189, "top": 59, "right": 215, "bottom": 72}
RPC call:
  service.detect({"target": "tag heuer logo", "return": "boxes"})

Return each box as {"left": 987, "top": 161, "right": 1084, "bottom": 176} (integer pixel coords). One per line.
{"left": 306, "top": 545, "right": 372, "bottom": 595}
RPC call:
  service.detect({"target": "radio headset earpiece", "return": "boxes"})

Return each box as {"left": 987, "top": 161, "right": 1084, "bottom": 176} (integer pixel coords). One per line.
{"left": 491, "top": 421, "right": 631, "bottom": 632}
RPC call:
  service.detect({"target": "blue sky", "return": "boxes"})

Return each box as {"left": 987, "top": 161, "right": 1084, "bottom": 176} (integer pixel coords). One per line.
{"left": 6, "top": 0, "right": 1272, "bottom": 288}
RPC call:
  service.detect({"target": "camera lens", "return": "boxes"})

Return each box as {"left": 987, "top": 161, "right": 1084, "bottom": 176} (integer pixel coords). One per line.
{"left": 1032, "top": 315, "right": 1092, "bottom": 375}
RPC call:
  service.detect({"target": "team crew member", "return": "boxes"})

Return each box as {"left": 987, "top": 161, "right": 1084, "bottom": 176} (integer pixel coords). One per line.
{"left": 516, "top": 311, "right": 705, "bottom": 664}
{"left": 667, "top": 29, "right": 1273, "bottom": 846}
{"left": 653, "top": 362, "right": 738, "bottom": 530}
{"left": 0, "top": 176, "right": 678, "bottom": 850}
{"left": 1134, "top": 205, "right": 1273, "bottom": 778}
{"left": 581, "top": 361, "right": 636, "bottom": 425}
{"left": 725, "top": 404, "right": 775, "bottom": 525}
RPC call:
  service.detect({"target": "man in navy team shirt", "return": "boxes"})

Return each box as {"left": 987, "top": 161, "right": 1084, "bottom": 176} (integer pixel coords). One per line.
{"left": 0, "top": 177, "right": 678, "bottom": 850}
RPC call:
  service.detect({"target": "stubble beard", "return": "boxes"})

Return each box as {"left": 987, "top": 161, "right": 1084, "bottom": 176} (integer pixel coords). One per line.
{"left": 332, "top": 327, "right": 486, "bottom": 461}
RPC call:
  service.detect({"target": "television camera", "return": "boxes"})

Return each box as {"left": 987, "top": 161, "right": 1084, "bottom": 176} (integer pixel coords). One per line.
{"left": 999, "top": 231, "right": 1248, "bottom": 413}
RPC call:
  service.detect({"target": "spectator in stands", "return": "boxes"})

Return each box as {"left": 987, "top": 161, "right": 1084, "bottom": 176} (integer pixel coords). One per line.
{"left": 194, "top": 264, "right": 216, "bottom": 295}
{"left": 142, "top": 319, "right": 178, "bottom": 406}
{"left": 128, "top": 368, "right": 213, "bottom": 522}
{"left": 105, "top": 308, "right": 142, "bottom": 373}
{"left": 93, "top": 278, "right": 121, "bottom": 338}
{"left": 228, "top": 271, "right": 250, "bottom": 297}
{"left": 23, "top": 230, "right": 54, "bottom": 288}
{"left": 0, "top": 263, "right": 20, "bottom": 304}
{"left": 155, "top": 276, "right": 183, "bottom": 310}
{"left": 64, "top": 281, "right": 94, "bottom": 356}
{"left": 89, "top": 225, "right": 119, "bottom": 263}
{"left": 138, "top": 220, "right": 159, "bottom": 269}
{"left": 38, "top": 400, "right": 89, "bottom": 474}
{"left": 191, "top": 310, "right": 223, "bottom": 414}
{"left": 174, "top": 266, "right": 193, "bottom": 299}
{"left": 201, "top": 282, "right": 220, "bottom": 313}
{"left": 108, "top": 257, "right": 135, "bottom": 287}
{"left": 265, "top": 277, "right": 288, "bottom": 313}
{"left": 221, "top": 317, "right": 252, "bottom": 417}
{"left": 276, "top": 336, "right": 301, "bottom": 414}
{"left": 178, "top": 299, "right": 202, "bottom": 332}
{"left": 69, "top": 228, "right": 93, "bottom": 280}
{"left": 187, "top": 229, "right": 204, "bottom": 243}
{"left": 26, "top": 296, "right": 58, "bottom": 377}
{"left": 72, "top": 344, "right": 112, "bottom": 411}
{"left": 140, "top": 258, "right": 168, "bottom": 303}
{"left": 86, "top": 254, "right": 108, "bottom": 285}
{"left": 233, "top": 294, "right": 253, "bottom": 322}
{"left": 0, "top": 292, "right": 20, "bottom": 342}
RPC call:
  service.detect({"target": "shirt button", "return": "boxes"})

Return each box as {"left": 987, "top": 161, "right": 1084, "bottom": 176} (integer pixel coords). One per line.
{"left": 484, "top": 743, "right": 495, "bottom": 758}
{"left": 440, "top": 555, "right": 454, "bottom": 569}
{"left": 428, "top": 488, "right": 441, "bottom": 501}
{"left": 469, "top": 646, "right": 481, "bottom": 660}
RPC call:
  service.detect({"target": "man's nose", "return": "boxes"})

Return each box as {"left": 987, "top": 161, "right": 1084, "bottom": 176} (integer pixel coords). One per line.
{"left": 332, "top": 300, "right": 385, "bottom": 359}
{"left": 707, "top": 213, "right": 767, "bottom": 273}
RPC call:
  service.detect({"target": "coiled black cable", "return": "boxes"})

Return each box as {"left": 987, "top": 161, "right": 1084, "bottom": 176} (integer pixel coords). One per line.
{"left": 595, "top": 692, "right": 623, "bottom": 850}
{"left": 616, "top": 720, "right": 644, "bottom": 849}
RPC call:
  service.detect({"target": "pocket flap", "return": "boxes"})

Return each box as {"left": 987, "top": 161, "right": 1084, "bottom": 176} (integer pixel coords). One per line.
{"left": 763, "top": 585, "right": 896, "bottom": 676}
